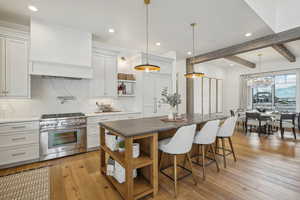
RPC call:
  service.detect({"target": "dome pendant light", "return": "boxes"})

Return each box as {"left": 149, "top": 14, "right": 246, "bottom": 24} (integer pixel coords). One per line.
{"left": 134, "top": 0, "right": 160, "bottom": 72}
{"left": 185, "top": 23, "right": 205, "bottom": 78}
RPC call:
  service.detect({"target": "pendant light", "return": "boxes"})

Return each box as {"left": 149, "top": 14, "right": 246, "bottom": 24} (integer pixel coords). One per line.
{"left": 134, "top": 0, "right": 160, "bottom": 72}
{"left": 185, "top": 23, "right": 205, "bottom": 78}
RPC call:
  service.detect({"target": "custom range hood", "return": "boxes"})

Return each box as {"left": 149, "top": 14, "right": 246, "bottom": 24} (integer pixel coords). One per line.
{"left": 29, "top": 18, "right": 93, "bottom": 79}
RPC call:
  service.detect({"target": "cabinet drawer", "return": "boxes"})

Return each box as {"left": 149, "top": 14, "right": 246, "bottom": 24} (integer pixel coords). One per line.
{"left": 87, "top": 115, "right": 118, "bottom": 124}
{"left": 0, "top": 144, "right": 39, "bottom": 166}
{"left": 119, "top": 113, "right": 141, "bottom": 120}
{"left": 0, "top": 121, "right": 39, "bottom": 133}
{"left": 87, "top": 134, "right": 100, "bottom": 149}
{"left": 0, "top": 131, "right": 39, "bottom": 148}
{"left": 87, "top": 125, "right": 99, "bottom": 136}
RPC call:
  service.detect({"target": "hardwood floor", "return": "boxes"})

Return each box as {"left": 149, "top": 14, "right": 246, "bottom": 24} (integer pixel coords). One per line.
{"left": 1, "top": 130, "right": 300, "bottom": 200}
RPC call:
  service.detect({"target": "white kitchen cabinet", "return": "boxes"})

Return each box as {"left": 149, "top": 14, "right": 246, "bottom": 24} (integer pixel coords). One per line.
{"left": 0, "top": 36, "right": 29, "bottom": 98}
{"left": 0, "top": 121, "right": 39, "bottom": 168}
{"left": 143, "top": 73, "right": 172, "bottom": 117}
{"left": 90, "top": 49, "right": 118, "bottom": 97}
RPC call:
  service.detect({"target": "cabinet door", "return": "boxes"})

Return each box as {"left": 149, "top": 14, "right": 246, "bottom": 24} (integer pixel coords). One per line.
{"left": 0, "top": 37, "right": 5, "bottom": 96}
{"left": 104, "top": 55, "right": 117, "bottom": 97}
{"left": 5, "top": 39, "right": 28, "bottom": 97}
{"left": 143, "top": 73, "right": 172, "bottom": 117}
{"left": 143, "top": 73, "right": 156, "bottom": 117}
{"left": 90, "top": 54, "right": 105, "bottom": 97}
{"left": 156, "top": 74, "right": 172, "bottom": 116}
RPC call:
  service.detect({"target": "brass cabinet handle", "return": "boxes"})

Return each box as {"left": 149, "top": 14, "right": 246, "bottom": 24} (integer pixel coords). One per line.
{"left": 12, "top": 152, "right": 26, "bottom": 157}
{"left": 12, "top": 137, "right": 26, "bottom": 141}
{"left": 12, "top": 126, "right": 27, "bottom": 129}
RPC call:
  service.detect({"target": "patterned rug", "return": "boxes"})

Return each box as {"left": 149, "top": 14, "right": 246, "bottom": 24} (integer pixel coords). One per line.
{"left": 0, "top": 167, "right": 50, "bottom": 200}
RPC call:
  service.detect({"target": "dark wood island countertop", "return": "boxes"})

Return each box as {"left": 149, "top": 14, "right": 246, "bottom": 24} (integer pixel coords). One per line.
{"left": 99, "top": 113, "right": 227, "bottom": 137}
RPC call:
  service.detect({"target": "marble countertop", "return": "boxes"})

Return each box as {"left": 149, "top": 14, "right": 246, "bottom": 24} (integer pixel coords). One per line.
{"left": 99, "top": 114, "right": 227, "bottom": 137}
{"left": 0, "top": 111, "right": 142, "bottom": 124}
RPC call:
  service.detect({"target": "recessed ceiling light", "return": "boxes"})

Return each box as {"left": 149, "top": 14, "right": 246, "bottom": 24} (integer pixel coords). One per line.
{"left": 230, "top": 63, "right": 235, "bottom": 66}
{"left": 28, "top": 5, "right": 38, "bottom": 12}
{"left": 187, "top": 51, "right": 192, "bottom": 55}
{"left": 155, "top": 42, "right": 161, "bottom": 46}
{"left": 108, "top": 28, "right": 115, "bottom": 33}
{"left": 245, "top": 32, "right": 252, "bottom": 37}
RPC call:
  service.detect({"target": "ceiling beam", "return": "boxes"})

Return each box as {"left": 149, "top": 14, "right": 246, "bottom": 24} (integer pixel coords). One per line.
{"left": 272, "top": 44, "right": 296, "bottom": 62}
{"left": 189, "top": 26, "right": 300, "bottom": 65}
{"left": 224, "top": 56, "right": 256, "bottom": 68}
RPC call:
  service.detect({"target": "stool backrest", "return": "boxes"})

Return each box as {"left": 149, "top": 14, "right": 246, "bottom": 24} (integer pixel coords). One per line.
{"left": 163, "top": 124, "right": 196, "bottom": 154}
{"left": 217, "top": 116, "right": 238, "bottom": 137}
{"left": 194, "top": 120, "right": 220, "bottom": 144}
{"left": 280, "top": 113, "right": 296, "bottom": 125}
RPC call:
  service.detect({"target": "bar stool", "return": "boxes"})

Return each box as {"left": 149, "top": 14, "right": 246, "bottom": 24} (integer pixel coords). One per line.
{"left": 193, "top": 120, "right": 220, "bottom": 180}
{"left": 216, "top": 116, "right": 238, "bottom": 168}
{"left": 158, "top": 124, "right": 197, "bottom": 197}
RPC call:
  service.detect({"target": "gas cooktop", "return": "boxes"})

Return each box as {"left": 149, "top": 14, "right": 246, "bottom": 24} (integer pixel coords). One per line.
{"left": 41, "top": 112, "right": 85, "bottom": 119}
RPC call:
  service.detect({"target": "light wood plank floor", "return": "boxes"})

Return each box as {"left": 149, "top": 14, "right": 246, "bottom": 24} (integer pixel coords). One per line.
{"left": 1, "top": 130, "right": 300, "bottom": 200}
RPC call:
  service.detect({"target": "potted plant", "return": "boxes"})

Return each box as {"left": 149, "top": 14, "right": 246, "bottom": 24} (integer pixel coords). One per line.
{"left": 160, "top": 87, "right": 182, "bottom": 120}
{"left": 118, "top": 140, "right": 125, "bottom": 152}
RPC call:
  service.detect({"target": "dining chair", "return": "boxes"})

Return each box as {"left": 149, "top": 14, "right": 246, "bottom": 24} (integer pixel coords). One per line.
{"left": 158, "top": 124, "right": 197, "bottom": 197}
{"left": 276, "top": 113, "right": 297, "bottom": 140}
{"left": 245, "top": 112, "right": 267, "bottom": 136}
{"left": 215, "top": 116, "right": 238, "bottom": 168}
{"left": 193, "top": 120, "right": 220, "bottom": 180}
{"left": 230, "top": 110, "right": 235, "bottom": 117}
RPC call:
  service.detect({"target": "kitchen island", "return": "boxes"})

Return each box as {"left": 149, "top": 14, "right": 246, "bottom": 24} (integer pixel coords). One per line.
{"left": 99, "top": 114, "right": 227, "bottom": 200}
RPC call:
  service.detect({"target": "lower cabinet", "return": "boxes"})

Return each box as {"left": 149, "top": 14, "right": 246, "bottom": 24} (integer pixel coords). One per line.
{"left": 86, "top": 113, "right": 141, "bottom": 150}
{"left": 0, "top": 144, "right": 39, "bottom": 166}
{"left": 0, "top": 121, "right": 40, "bottom": 168}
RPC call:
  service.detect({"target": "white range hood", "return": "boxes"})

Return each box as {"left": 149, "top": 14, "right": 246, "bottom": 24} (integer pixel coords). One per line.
{"left": 29, "top": 18, "right": 93, "bottom": 79}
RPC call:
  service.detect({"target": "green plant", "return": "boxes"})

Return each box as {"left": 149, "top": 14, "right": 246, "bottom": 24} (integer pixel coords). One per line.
{"left": 160, "top": 87, "right": 181, "bottom": 108}
{"left": 118, "top": 141, "right": 125, "bottom": 149}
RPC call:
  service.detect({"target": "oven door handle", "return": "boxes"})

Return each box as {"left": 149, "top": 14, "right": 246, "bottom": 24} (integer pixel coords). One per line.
{"left": 40, "top": 126, "right": 86, "bottom": 132}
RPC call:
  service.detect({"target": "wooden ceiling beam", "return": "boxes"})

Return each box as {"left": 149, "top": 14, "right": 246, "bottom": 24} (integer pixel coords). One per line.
{"left": 224, "top": 56, "right": 256, "bottom": 68}
{"left": 189, "top": 26, "right": 300, "bottom": 65}
{"left": 272, "top": 44, "right": 296, "bottom": 62}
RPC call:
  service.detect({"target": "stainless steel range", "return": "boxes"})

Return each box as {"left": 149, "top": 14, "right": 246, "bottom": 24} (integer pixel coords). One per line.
{"left": 40, "top": 112, "right": 87, "bottom": 161}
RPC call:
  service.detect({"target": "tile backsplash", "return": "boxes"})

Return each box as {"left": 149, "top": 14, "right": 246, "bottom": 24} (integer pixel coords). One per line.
{"left": 0, "top": 76, "right": 139, "bottom": 118}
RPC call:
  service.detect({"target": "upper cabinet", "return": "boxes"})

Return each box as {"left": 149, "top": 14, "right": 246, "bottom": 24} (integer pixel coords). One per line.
{"left": 90, "top": 48, "right": 118, "bottom": 97}
{"left": 0, "top": 29, "right": 30, "bottom": 98}
{"left": 30, "top": 18, "right": 93, "bottom": 79}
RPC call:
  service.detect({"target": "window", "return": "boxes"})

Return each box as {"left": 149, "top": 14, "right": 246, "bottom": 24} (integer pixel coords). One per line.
{"left": 274, "top": 74, "right": 296, "bottom": 111}
{"left": 251, "top": 73, "right": 296, "bottom": 111}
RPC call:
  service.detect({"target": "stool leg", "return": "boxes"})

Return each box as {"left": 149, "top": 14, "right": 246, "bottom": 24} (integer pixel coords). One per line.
{"left": 202, "top": 145, "right": 206, "bottom": 180}
{"left": 174, "top": 155, "right": 178, "bottom": 197}
{"left": 215, "top": 138, "right": 219, "bottom": 154}
{"left": 187, "top": 153, "right": 197, "bottom": 185}
{"left": 221, "top": 138, "right": 227, "bottom": 168}
{"left": 228, "top": 137, "right": 237, "bottom": 162}
{"left": 159, "top": 152, "right": 165, "bottom": 170}
{"left": 292, "top": 128, "right": 296, "bottom": 140}
{"left": 210, "top": 144, "right": 220, "bottom": 172}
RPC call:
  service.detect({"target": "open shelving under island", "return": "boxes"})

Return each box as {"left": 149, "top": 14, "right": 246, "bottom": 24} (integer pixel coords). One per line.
{"left": 99, "top": 114, "right": 227, "bottom": 200}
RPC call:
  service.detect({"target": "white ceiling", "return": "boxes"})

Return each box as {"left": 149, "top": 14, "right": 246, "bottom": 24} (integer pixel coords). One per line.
{"left": 0, "top": 0, "right": 275, "bottom": 59}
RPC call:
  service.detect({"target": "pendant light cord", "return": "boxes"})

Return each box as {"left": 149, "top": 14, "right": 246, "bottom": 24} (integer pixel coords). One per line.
{"left": 146, "top": 2, "right": 149, "bottom": 64}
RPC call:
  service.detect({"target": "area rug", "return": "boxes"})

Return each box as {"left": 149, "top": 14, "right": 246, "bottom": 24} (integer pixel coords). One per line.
{"left": 0, "top": 167, "right": 50, "bottom": 200}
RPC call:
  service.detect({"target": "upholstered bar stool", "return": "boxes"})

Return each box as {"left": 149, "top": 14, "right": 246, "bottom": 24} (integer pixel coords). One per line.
{"left": 193, "top": 120, "right": 220, "bottom": 180}
{"left": 216, "top": 116, "right": 238, "bottom": 168}
{"left": 158, "top": 124, "right": 197, "bottom": 197}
